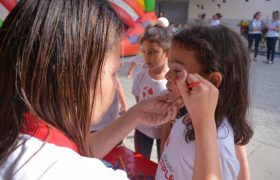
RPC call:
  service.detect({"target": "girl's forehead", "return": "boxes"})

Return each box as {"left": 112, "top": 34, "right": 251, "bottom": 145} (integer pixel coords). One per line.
{"left": 141, "top": 41, "right": 162, "bottom": 49}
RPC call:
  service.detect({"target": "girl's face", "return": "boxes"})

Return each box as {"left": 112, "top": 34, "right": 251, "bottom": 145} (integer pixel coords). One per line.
{"left": 273, "top": 12, "right": 279, "bottom": 20}
{"left": 165, "top": 42, "right": 205, "bottom": 100}
{"left": 141, "top": 40, "right": 168, "bottom": 71}
{"left": 256, "top": 13, "right": 261, "bottom": 20}
{"left": 90, "top": 41, "right": 121, "bottom": 125}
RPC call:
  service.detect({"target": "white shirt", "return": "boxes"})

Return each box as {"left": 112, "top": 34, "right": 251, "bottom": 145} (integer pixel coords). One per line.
{"left": 249, "top": 19, "right": 263, "bottom": 34}
{"left": 210, "top": 19, "right": 220, "bottom": 26}
{"left": 0, "top": 134, "right": 128, "bottom": 180}
{"left": 266, "top": 20, "right": 280, "bottom": 37}
{"left": 132, "top": 68, "right": 167, "bottom": 139}
{"left": 156, "top": 116, "right": 240, "bottom": 180}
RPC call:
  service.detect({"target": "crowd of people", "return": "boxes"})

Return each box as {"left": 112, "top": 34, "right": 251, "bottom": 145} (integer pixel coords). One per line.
{"left": 170, "top": 11, "right": 280, "bottom": 64}
{"left": 247, "top": 10, "right": 280, "bottom": 64}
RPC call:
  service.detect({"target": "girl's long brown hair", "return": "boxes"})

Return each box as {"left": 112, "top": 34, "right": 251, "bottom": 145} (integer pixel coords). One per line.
{"left": 0, "top": 0, "right": 124, "bottom": 163}
{"left": 174, "top": 25, "right": 253, "bottom": 145}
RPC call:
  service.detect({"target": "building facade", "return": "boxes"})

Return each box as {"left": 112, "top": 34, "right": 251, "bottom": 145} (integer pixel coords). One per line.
{"left": 157, "top": 0, "right": 280, "bottom": 31}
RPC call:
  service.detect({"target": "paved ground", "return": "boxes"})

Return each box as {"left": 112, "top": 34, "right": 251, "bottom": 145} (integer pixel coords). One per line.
{"left": 118, "top": 54, "right": 280, "bottom": 180}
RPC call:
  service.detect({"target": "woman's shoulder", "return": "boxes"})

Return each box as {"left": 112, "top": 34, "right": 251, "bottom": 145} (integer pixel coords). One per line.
{"left": 0, "top": 134, "right": 128, "bottom": 180}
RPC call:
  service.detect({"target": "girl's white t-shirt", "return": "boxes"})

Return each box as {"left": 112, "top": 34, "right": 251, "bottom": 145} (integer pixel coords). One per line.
{"left": 0, "top": 134, "right": 128, "bottom": 180}
{"left": 266, "top": 20, "right": 280, "bottom": 37}
{"left": 249, "top": 19, "right": 263, "bottom": 34}
{"left": 132, "top": 68, "right": 167, "bottom": 139}
{"left": 156, "top": 116, "right": 240, "bottom": 180}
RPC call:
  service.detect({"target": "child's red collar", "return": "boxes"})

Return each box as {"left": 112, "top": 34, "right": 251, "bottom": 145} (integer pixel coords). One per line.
{"left": 21, "top": 113, "right": 79, "bottom": 153}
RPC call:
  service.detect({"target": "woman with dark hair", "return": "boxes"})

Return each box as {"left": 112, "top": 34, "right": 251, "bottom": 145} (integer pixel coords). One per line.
{"left": 0, "top": 0, "right": 176, "bottom": 178}
{"left": 0, "top": 0, "right": 222, "bottom": 179}
{"left": 248, "top": 11, "right": 263, "bottom": 61}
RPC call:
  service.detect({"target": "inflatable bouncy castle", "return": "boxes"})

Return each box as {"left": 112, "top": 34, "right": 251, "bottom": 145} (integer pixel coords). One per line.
{"left": 0, "top": 0, "right": 17, "bottom": 27}
{"left": 0, "top": 0, "right": 156, "bottom": 56}
{"left": 108, "top": 0, "right": 157, "bottom": 56}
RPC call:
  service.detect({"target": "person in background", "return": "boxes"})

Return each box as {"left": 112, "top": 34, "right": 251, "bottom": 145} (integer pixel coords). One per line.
{"left": 132, "top": 19, "right": 173, "bottom": 161}
{"left": 175, "top": 24, "right": 183, "bottom": 33}
{"left": 158, "top": 11, "right": 164, "bottom": 18}
{"left": 195, "top": 13, "right": 208, "bottom": 26}
{"left": 127, "top": 35, "right": 145, "bottom": 79}
{"left": 264, "top": 10, "right": 280, "bottom": 64}
{"left": 248, "top": 11, "right": 264, "bottom": 61}
{"left": 210, "top": 13, "right": 222, "bottom": 26}
{"left": 168, "top": 22, "right": 176, "bottom": 33}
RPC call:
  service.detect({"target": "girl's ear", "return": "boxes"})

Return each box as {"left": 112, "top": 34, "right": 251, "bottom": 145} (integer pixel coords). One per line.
{"left": 207, "top": 72, "right": 223, "bottom": 88}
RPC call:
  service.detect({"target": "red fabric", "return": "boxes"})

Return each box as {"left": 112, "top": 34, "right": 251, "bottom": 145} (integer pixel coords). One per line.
{"left": 110, "top": 2, "right": 136, "bottom": 28}
{"left": 104, "top": 146, "right": 158, "bottom": 179}
{"left": 0, "top": 0, "right": 17, "bottom": 11}
{"left": 21, "top": 113, "right": 79, "bottom": 153}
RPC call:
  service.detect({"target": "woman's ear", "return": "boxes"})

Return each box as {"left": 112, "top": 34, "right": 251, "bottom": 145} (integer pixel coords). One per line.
{"left": 207, "top": 72, "right": 223, "bottom": 88}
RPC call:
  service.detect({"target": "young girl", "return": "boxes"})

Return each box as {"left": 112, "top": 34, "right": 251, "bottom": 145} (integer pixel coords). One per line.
{"left": 132, "top": 22, "right": 173, "bottom": 160}
{"left": 156, "top": 25, "right": 253, "bottom": 179}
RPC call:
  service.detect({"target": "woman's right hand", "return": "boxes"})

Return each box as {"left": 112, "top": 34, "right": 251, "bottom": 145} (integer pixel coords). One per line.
{"left": 175, "top": 68, "right": 219, "bottom": 129}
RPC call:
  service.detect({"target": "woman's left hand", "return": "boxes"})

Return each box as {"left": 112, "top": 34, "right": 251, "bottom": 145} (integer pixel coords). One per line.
{"left": 129, "top": 94, "right": 182, "bottom": 126}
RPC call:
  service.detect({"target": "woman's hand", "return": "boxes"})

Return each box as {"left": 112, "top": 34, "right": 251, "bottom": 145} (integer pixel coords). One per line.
{"left": 128, "top": 94, "right": 181, "bottom": 127}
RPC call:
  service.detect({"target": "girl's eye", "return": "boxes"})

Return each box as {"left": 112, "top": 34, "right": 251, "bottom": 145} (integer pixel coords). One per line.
{"left": 173, "top": 69, "right": 181, "bottom": 73}
{"left": 148, "top": 51, "right": 154, "bottom": 55}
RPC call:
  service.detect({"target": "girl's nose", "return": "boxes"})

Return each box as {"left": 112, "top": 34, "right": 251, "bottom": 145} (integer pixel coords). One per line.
{"left": 143, "top": 54, "right": 150, "bottom": 62}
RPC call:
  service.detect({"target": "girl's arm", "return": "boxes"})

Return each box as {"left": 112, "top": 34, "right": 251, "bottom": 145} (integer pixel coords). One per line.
{"left": 236, "top": 145, "right": 250, "bottom": 180}
{"left": 269, "top": 26, "right": 280, "bottom": 31}
{"left": 193, "top": 118, "right": 220, "bottom": 180}
{"left": 127, "top": 61, "right": 137, "bottom": 78}
{"left": 90, "top": 95, "right": 179, "bottom": 158}
{"left": 116, "top": 76, "right": 128, "bottom": 115}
